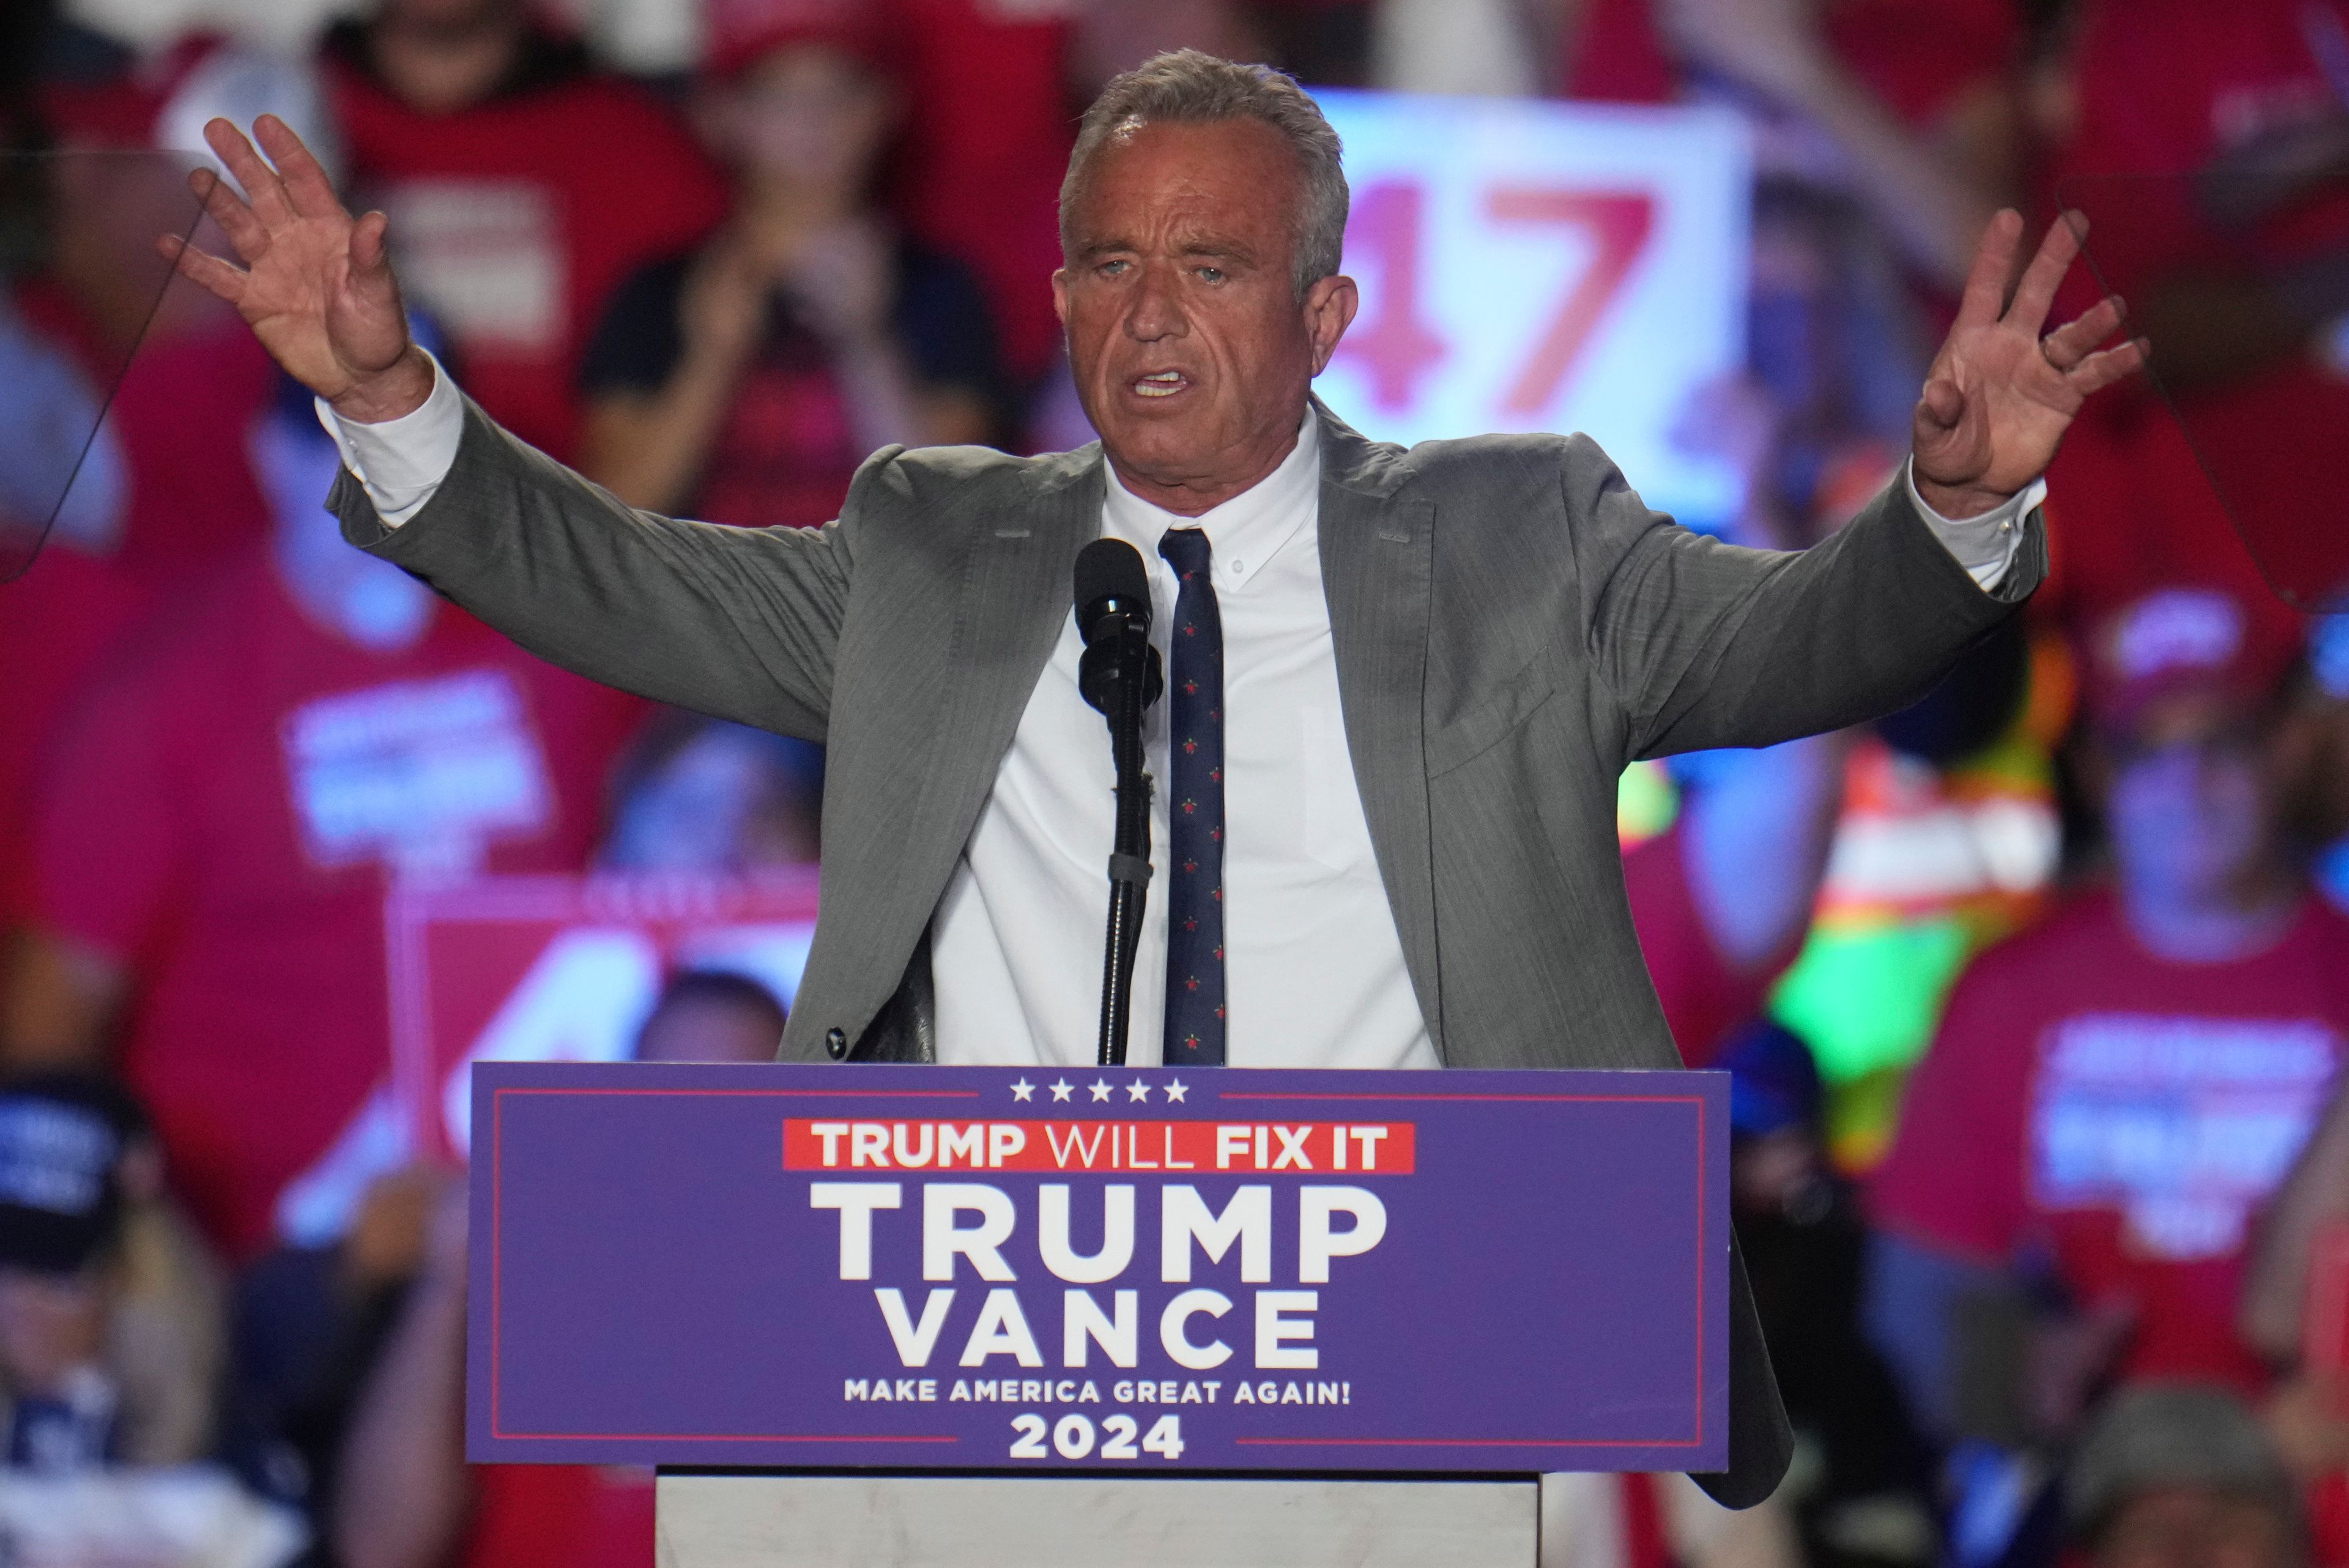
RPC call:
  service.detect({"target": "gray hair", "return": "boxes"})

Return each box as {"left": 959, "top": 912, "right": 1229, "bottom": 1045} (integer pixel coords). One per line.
{"left": 1059, "top": 50, "right": 1349, "bottom": 299}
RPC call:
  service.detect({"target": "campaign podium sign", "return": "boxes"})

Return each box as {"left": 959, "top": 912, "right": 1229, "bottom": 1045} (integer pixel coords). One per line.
{"left": 469, "top": 1061, "right": 1728, "bottom": 1477}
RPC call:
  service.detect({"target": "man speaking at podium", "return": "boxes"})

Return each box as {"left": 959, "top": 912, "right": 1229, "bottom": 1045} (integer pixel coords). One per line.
{"left": 167, "top": 51, "right": 2142, "bottom": 1507}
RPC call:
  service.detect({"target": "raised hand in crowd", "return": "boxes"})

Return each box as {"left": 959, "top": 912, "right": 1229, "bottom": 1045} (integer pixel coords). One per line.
{"left": 569, "top": 237, "right": 772, "bottom": 515}
{"left": 1910, "top": 210, "right": 2146, "bottom": 519}
{"left": 162, "top": 116, "right": 429, "bottom": 424}
{"left": 574, "top": 24, "right": 1001, "bottom": 523}
{"left": 1657, "top": 0, "right": 2013, "bottom": 291}
{"left": 776, "top": 216, "right": 941, "bottom": 464}
{"left": 2245, "top": 1069, "right": 2349, "bottom": 1364}
{"left": 678, "top": 239, "right": 773, "bottom": 373}
{"left": 778, "top": 217, "right": 900, "bottom": 350}
{"left": 333, "top": 1173, "right": 471, "bottom": 1568}
{"left": 2258, "top": 1369, "right": 2349, "bottom": 1485}
{"left": 1655, "top": 0, "right": 1830, "bottom": 110}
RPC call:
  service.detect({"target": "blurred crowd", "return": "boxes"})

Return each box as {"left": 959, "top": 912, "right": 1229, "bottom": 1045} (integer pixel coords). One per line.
{"left": 1, "top": 0, "right": 2348, "bottom": 1563}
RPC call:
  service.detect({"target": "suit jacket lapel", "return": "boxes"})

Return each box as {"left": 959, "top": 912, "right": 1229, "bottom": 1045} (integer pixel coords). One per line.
{"left": 1313, "top": 399, "right": 1443, "bottom": 1054}
{"left": 905, "top": 446, "right": 1103, "bottom": 893}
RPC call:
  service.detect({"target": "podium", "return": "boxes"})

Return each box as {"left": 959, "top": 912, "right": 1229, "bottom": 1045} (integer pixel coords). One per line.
{"left": 655, "top": 1474, "right": 1538, "bottom": 1565}
{"left": 469, "top": 1062, "right": 1728, "bottom": 1566}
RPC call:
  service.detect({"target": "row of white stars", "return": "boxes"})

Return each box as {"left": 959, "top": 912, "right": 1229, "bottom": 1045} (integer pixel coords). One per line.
{"left": 1009, "top": 1077, "right": 1189, "bottom": 1104}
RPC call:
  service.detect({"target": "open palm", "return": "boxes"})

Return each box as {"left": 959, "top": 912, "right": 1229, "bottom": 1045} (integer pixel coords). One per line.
{"left": 1912, "top": 210, "right": 2147, "bottom": 519}
{"left": 161, "top": 116, "right": 425, "bottom": 420}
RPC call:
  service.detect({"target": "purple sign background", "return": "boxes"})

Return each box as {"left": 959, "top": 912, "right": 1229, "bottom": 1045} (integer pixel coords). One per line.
{"left": 469, "top": 1061, "right": 1727, "bottom": 1474}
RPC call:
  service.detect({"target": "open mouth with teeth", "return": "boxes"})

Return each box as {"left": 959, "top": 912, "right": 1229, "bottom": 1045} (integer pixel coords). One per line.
{"left": 1132, "top": 370, "right": 1190, "bottom": 398}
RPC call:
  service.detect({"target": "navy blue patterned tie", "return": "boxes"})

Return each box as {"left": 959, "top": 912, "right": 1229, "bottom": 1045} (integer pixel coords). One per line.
{"left": 1157, "top": 527, "right": 1225, "bottom": 1066}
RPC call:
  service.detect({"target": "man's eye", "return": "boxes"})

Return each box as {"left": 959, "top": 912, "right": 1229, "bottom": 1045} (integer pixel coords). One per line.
{"left": 1197, "top": 267, "right": 1226, "bottom": 284}
{"left": 1099, "top": 259, "right": 1130, "bottom": 277}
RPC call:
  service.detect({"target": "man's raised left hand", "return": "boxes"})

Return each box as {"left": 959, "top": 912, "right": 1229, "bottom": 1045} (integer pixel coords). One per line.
{"left": 1912, "top": 209, "right": 2148, "bottom": 519}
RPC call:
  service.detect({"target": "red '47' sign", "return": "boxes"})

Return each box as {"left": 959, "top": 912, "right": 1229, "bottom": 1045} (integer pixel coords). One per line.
{"left": 1312, "top": 91, "right": 1751, "bottom": 530}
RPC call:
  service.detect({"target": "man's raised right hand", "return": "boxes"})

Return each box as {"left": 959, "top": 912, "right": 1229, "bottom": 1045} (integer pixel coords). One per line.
{"left": 161, "top": 115, "right": 433, "bottom": 425}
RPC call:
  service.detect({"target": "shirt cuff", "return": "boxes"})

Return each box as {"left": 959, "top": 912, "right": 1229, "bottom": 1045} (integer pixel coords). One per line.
{"left": 314, "top": 350, "right": 462, "bottom": 529}
{"left": 1904, "top": 456, "right": 2043, "bottom": 593}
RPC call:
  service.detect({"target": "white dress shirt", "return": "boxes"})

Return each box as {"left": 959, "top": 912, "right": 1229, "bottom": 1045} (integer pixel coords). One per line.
{"left": 321, "top": 359, "right": 2038, "bottom": 1065}
{"left": 925, "top": 410, "right": 1441, "bottom": 1068}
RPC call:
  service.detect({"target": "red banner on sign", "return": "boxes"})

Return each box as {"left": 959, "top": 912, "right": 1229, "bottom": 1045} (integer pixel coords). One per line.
{"left": 784, "top": 1119, "right": 1418, "bottom": 1175}
{"left": 388, "top": 872, "right": 820, "bottom": 1161}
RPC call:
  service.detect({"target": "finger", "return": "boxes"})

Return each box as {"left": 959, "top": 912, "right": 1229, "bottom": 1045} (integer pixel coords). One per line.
{"left": 2006, "top": 209, "right": 2085, "bottom": 336}
{"left": 2068, "top": 338, "right": 2150, "bottom": 397}
{"left": 348, "top": 209, "right": 407, "bottom": 316}
{"left": 1915, "top": 376, "right": 1964, "bottom": 431}
{"left": 158, "top": 233, "right": 248, "bottom": 305}
{"left": 344, "top": 209, "right": 412, "bottom": 336}
{"left": 1955, "top": 209, "right": 2025, "bottom": 329}
{"left": 202, "top": 117, "right": 292, "bottom": 227}
{"left": 187, "top": 166, "right": 269, "bottom": 264}
{"left": 350, "top": 207, "right": 390, "bottom": 276}
{"left": 2042, "top": 294, "right": 2126, "bottom": 371}
{"left": 251, "top": 113, "right": 345, "bottom": 221}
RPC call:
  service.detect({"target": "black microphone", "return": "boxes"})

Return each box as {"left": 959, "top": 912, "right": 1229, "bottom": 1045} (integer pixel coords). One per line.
{"left": 1072, "top": 538, "right": 1163, "bottom": 1067}
{"left": 1074, "top": 539, "right": 1163, "bottom": 713}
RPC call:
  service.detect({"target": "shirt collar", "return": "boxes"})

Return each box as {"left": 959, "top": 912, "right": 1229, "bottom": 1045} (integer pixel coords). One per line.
{"left": 1099, "top": 406, "right": 1321, "bottom": 590}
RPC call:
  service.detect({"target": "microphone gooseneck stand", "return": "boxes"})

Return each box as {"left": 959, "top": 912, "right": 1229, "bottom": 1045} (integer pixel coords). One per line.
{"left": 1073, "top": 539, "right": 1165, "bottom": 1068}
{"left": 1097, "top": 651, "right": 1154, "bottom": 1066}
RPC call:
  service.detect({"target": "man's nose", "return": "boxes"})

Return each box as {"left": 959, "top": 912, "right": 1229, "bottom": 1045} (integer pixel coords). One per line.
{"left": 1123, "top": 263, "right": 1189, "bottom": 343}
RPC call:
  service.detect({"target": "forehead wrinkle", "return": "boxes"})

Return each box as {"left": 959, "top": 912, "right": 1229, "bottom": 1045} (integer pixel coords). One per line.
{"left": 1072, "top": 207, "right": 1266, "bottom": 267}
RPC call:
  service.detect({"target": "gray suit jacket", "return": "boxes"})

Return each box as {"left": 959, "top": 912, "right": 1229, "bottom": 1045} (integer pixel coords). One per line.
{"left": 336, "top": 391, "right": 2043, "bottom": 1506}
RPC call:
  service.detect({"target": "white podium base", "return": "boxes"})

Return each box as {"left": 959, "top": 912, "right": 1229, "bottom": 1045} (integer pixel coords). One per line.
{"left": 656, "top": 1473, "right": 1540, "bottom": 1567}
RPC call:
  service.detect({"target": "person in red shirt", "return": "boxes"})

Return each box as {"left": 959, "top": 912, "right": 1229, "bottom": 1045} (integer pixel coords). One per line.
{"left": 2037, "top": 0, "right": 2349, "bottom": 630}
{"left": 1869, "top": 585, "right": 2339, "bottom": 1449}
{"left": 0, "top": 383, "right": 644, "bottom": 1261}
{"left": 890, "top": 0, "right": 1080, "bottom": 393}
{"left": 0, "top": 305, "right": 147, "bottom": 937}
{"left": 26, "top": 41, "right": 347, "bottom": 589}
{"left": 2, "top": 48, "right": 306, "bottom": 989}
{"left": 573, "top": 4, "right": 1007, "bottom": 529}
{"left": 320, "top": 0, "right": 729, "bottom": 462}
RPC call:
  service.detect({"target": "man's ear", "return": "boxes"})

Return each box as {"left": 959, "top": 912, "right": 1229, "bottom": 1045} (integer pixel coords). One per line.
{"left": 1051, "top": 268, "right": 1071, "bottom": 329}
{"left": 1304, "top": 273, "right": 1359, "bottom": 376}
